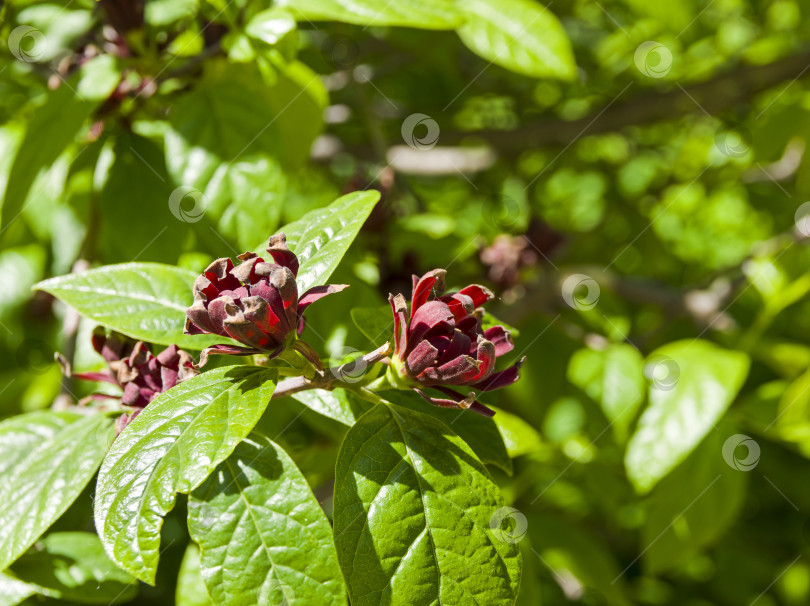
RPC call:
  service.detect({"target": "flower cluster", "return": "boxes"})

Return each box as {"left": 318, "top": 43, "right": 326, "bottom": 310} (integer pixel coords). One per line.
{"left": 185, "top": 233, "right": 346, "bottom": 366}
{"left": 388, "top": 269, "right": 524, "bottom": 416}
{"left": 73, "top": 329, "right": 197, "bottom": 432}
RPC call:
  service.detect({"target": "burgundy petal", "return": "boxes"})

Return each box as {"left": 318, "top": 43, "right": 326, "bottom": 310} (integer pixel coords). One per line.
{"left": 266, "top": 233, "right": 300, "bottom": 277}
{"left": 411, "top": 269, "right": 446, "bottom": 318}
{"left": 206, "top": 296, "right": 237, "bottom": 336}
{"left": 198, "top": 344, "right": 261, "bottom": 367}
{"left": 484, "top": 326, "right": 514, "bottom": 357}
{"left": 471, "top": 356, "right": 526, "bottom": 391}
{"left": 389, "top": 294, "right": 409, "bottom": 358}
{"left": 406, "top": 339, "right": 439, "bottom": 376}
{"left": 419, "top": 386, "right": 496, "bottom": 417}
{"left": 72, "top": 371, "right": 117, "bottom": 384}
{"left": 203, "top": 258, "right": 241, "bottom": 291}
{"left": 408, "top": 300, "right": 455, "bottom": 346}
{"left": 298, "top": 284, "right": 349, "bottom": 313}
{"left": 462, "top": 336, "right": 496, "bottom": 383}
{"left": 434, "top": 330, "right": 473, "bottom": 365}
{"left": 438, "top": 292, "right": 475, "bottom": 322}
{"left": 459, "top": 284, "right": 494, "bottom": 307}
{"left": 422, "top": 354, "right": 481, "bottom": 385}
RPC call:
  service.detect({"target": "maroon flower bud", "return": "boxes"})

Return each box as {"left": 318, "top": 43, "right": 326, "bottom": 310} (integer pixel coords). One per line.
{"left": 388, "top": 269, "right": 525, "bottom": 416}
{"left": 73, "top": 329, "right": 197, "bottom": 432}
{"left": 184, "top": 233, "right": 347, "bottom": 366}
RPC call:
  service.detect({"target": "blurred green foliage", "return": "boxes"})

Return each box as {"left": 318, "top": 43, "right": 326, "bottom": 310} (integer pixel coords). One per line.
{"left": 2, "top": 0, "right": 810, "bottom": 604}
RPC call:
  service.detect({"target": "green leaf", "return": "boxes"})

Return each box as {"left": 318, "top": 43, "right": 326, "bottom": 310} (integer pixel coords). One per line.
{"left": 188, "top": 434, "right": 347, "bottom": 606}
{"left": 379, "top": 389, "right": 513, "bottom": 474}
{"left": 567, "top": 343, "right": 645, "bottom": 441}
{"left": 273, "top": 191, "right": 381, "bottom": 293}
{"left": 624, "top": 340, "right": 750, "bottom": 493}
{"left": 456, "top": 0, "right": 576, "bottom": 79}
{"left": 350, "top": 306, "right": 393, "bottom": 346}
{"left": 246, "top": 8, "right": 297, "bottom": 45}
{"left": 0, "top": 412, "right": 115, "bottom": 571}
{"left": 0, "top": 572, "right": 37, "bottom": 606}
{"left": 642, "top": 429, "right": 747, "bottom": 574}
{"left": 34, "top": 262, "right": 230, "bottom": 350}
{"left": 489, "top": 405, "right": 543, "bottom": 458}
{"left": 9, "top": 532, "right": 138, "bottom": 604}
{"left": 176, "top": 544, "right": 213, "bottom": 606}
{"left": 333, "top": 403, "right": 521, "bottom": 605}
{"left": 277, "top": 0, "right": 464, "bottom": 29}
{"left": 290, "top": 388, "right": 371, "bottom": 427}
{"left": 1, "top": 56, "right": 119, "bottom": 229}
{"left": 94, "top": 366, "right": 276, "bottom": 584}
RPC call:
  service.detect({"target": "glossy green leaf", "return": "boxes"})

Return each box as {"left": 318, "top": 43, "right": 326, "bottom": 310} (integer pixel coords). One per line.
{"left": 277, "top": 0, "right": 464, "bottom": 29}
{"left": 1, "top": 56, "right": 119, "bottom": 230}
{"left": 379, "top": 389, "right": 513, "bottom": 474}
{"left": 290, "top": 388, "right": 371, "bottom": 427}
{"left": 625, "top": 340, "right": 750, "bottom": 493}
{"left": 273, "top": 190, "right": 381, "bottom": 293}
{"left": 246, "top": 8, "right": 297, "bottom": 45}
{"left": 94, "top": 366, "right": 276, "bottom": 584}
{"left": 456, "top": 0, "right": 576, "bottom": 79}
{"left": 643, "top": 430, "right": 747, "bottom": 574}
{"left": 188, "top": 434, "right": 347, "bottom": 606}
{"left": 176, "top": 544, "right": 213, "bottom": 606}
{"left": 568, "top": 343, "right": 645, "bottom": 441}
{"left": 0, "top": 572, "right": 37, "bottom": 606}
{"left": 333, "top": 403, "right": 521, "bottom": 605}
{"left": 34, "top": 262, "right": 229, "bottom": 350}
{"left": 10, "top": 532, "right": 137, "bottom": 604}
{"left": 0, "top": 412, "right": 114, "bottom": 572}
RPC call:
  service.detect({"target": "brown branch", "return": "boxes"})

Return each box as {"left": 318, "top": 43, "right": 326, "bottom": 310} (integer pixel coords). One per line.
{"left": 271, "top": 342, "right": 391, "bottom": 400}
{"left": 442, "top": 49, "right": 810, "bottom": 149}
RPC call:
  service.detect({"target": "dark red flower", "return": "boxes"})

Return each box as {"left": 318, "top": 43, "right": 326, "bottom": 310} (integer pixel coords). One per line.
{"left": 72, "top": 329, "right": 197, "bottom": 432}
{"left": 388, "top": 269, "right": 524, "bottom": 416}
{"left": 184, "top": 233, "right": 347, "bottom": 366}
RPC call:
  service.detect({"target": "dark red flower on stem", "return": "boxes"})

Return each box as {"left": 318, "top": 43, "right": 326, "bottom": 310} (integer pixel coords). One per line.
{"left": 184, "top": 233, "right": 347, "bottom": 366}
{"left": 72, "top": 329, "right": 197, "bottom": 432}
{"left": 388, "top": 269, "right": 524, "bottom": 416}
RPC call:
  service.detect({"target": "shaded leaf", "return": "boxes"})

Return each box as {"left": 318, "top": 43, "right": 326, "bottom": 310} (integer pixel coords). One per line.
{"left": 2, "top": 56, "right": 119, "bottom": 229}
{"left": 379, "top": 389, "right": 513, "bottom": 474}
{"left": 568, "top": 343, "right": 645, "bottom": 441}
{"left": 188, "top": 434, "right": 347, "bottom": 606}
{"left": 94, "top": 366, "right": 276, "bottom": 584}
{"left": 10, "top": 532, "right": 138, "bottom": 604}
{"left": 643, "top": 429, "right": 747, "bottom": 574}
{"left": 176, "top": 544, "right": 213, "bottom": 606}
{"left": 290, "top": 388, "right": 371, "bottom": 427}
